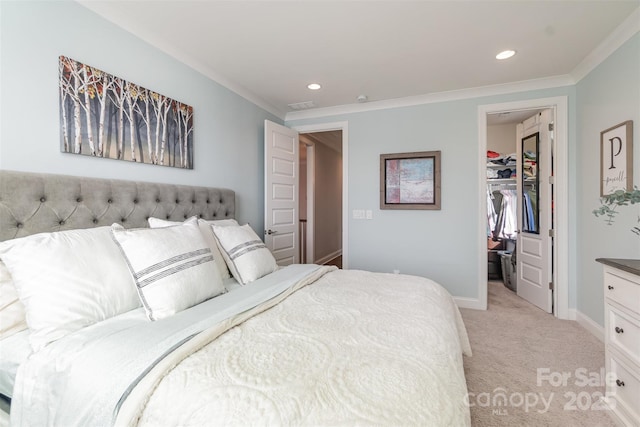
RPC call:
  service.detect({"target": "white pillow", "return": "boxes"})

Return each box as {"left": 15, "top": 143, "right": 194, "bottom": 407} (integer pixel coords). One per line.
{"left": 212, "top": 224, "right": 278, "bottom": 285}
{"left": 147, "top": 216, "right": 238, "bottom": 279}
{"left": 112, "top": 219, "right": 226, "bottom": 321}
{"left": 0, "top": 227, "right": 140, "bottom": 351}
{"left": 0, "top": 260, "right": 27, "bottom": 340}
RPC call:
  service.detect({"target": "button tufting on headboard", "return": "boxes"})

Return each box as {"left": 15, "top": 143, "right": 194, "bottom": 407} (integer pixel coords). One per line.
{"left": 0, "top": 170, "right": 235, "bottom": 241}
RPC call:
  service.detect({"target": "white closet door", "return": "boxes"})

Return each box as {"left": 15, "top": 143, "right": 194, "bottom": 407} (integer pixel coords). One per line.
{"left": 516, "top": 110, "right": 553, "bottom": 313}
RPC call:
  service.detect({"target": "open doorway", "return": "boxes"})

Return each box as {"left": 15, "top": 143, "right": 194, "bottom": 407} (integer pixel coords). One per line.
{"left": 478, "top": 97, "right": 569, "bottom": 320}
{"left": 299, "top": 131, "right": 343, "bottom": 268}
{"left": 292, "top": 121, "right": 349, "bottom": 269}
{"left": 486, "top": 108, "right": 552, "bottom": 312}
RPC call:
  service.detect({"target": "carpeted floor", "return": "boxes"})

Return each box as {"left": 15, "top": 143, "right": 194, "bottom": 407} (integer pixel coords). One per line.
{"left": 460, "top": 281, "right": 616, "bottom": 426}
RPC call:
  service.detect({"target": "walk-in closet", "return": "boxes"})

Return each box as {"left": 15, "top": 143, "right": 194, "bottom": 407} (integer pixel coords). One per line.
{"left": 486, "top": 115, "right": 518, "bottom": 292}
{"left": 486, "top": 109, "right": 550, "bottom": 298}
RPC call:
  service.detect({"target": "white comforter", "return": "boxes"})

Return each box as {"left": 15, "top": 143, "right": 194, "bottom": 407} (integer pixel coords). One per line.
{"left": 135, "top": 269, "right": 472, "bottom": 426}
{"left": 11, "top": 266, "right": 471, "bottom": 427}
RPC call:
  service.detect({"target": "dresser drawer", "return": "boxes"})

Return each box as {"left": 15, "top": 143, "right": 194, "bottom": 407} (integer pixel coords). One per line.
{"left": 606, "top": 304, "right": 640, "bottom": 366}
{"left": 604, "top": 271, "right": 640, "bottom": 314}
{"left": 607, "top": 352, "right": 640, "bottom": 423}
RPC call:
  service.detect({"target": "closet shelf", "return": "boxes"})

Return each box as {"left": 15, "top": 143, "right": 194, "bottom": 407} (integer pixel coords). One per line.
{"left": 486, "top": 163, "right": 516, "bottom": 169}
{"left": 487, "top": 178, "right": 516, "bottom": 184}
{"left": 487, "top": 178, "right": 538, "bottom": 184}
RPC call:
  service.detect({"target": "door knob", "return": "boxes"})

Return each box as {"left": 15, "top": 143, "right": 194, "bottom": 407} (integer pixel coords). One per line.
{"left": 266, "top": 229, "right": 278, "bottom": 235}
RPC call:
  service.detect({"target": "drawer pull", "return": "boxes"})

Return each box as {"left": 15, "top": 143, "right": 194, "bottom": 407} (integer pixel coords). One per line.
{"left": 607, "top": 285, "right": 614, "bottom": 290}
{"left": 616, "top": 379, "right": 625, "bottom": 387}
{"left": 614, "top": 326, "right": 624, "bottom": 334}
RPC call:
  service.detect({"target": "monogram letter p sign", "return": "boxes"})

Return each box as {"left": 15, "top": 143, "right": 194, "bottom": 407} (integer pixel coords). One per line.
{"left": 600, "top": 120, "right": 633, "bottom": 196}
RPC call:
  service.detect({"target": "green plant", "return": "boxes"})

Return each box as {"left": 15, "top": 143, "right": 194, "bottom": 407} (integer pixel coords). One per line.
{"left": 593, "top": 187, "right": 640, "bottom": 234}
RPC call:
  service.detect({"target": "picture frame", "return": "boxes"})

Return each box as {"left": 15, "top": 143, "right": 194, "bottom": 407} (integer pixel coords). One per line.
{"left": 600, "top": 120, "right": 633, "bottom": 196}
{"left": 59, "top": 56, "right": 194, "bottom": 169}
{"left": 380, "top": 151, "right": 441, "bottom": 210}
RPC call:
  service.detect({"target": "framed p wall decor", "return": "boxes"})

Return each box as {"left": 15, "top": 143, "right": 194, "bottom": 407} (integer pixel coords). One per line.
{"left": 59, "top": 56, "right": 194, "bottom": 169}
{"left": 380, "top": 151, "right": 441, "bottom": 210}
{"left": 600, "top": 120, "right": 633, "bottom": 196}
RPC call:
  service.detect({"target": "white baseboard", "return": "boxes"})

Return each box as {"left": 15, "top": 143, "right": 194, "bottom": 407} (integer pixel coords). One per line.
{"left": 574, "top": 309, "right": 604, "bottom": 343}
{"left": 454, "top": 297, "right": 484, "bottom": 310}
{"left": 315, "top": 249, "right": 342, "bottom": 266}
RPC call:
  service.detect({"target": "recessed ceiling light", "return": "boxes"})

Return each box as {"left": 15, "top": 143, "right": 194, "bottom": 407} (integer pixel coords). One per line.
{"left": 307, "top": 83, "right": 321, "bottom": 90}
{"left": 496, "top": 50, "right": 516, "bottom": 60}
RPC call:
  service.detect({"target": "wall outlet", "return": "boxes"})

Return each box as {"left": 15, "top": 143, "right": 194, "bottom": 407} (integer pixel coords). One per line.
{"left": 393, "top": 269, "right": 400, "bottom": 274}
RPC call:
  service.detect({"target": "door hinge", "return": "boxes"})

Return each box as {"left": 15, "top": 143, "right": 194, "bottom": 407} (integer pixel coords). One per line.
{"left": 548, "top": 123, "right": 554, "bottom": 131}
{"left": 548, "top": 176, "right": 555, "bottom": 185}
{"left": 549, "top": 282, "right": 554, "bottom": 290}
{"left": 548, "top": 229, "right": 555, "bottom": 238}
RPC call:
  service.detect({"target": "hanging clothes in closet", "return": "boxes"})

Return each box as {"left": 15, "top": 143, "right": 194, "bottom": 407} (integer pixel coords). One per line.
{"left": 522, "top": 149, "right": 538, "bottom": 233}
{"left": 487, "top": 186, "right": 497, "bottom": 237}
{"left": 523, "top": 186, "right": 537, "bottom": 233}
{"left": 488, "top": 188, "right": 518, "bottom": 240}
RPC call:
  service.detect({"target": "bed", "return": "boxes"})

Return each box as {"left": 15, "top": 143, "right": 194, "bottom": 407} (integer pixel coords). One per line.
{"left": 0, "top": 170, "right": 472, "bottom": 426}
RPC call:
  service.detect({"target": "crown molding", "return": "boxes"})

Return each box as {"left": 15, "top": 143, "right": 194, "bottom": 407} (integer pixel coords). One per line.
{"left": 571, "top": 7, "right": 640, "bottom": 84}
{"left": 285, "top": 75, "right": 574, "bottom": 121}
{"left": 80, "top": 0, "right": 637, "bottom": 124}
{"left": 78, "top": 1, "right": 286, "bottom": 120}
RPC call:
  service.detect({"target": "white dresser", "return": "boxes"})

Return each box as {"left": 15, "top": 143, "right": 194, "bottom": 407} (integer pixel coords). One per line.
{"left": 598, "top": 258, "right": 640, "bottom": 427}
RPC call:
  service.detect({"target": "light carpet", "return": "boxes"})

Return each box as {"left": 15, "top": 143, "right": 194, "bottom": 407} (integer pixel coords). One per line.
{"left": 460, "top": 281, "right": 616, "bottom": 427}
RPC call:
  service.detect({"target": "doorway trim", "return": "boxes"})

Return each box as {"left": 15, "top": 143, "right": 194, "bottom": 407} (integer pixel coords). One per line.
{"left": 292, "top": 121, "right": 349, "bottom": 269}
{"left": 478, "top": 96, "right": 569, "bottom": 319}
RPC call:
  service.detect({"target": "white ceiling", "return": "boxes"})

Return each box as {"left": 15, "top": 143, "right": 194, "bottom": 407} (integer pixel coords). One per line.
{"left": 79, "top": 1, "right": 639, "bottom": 119}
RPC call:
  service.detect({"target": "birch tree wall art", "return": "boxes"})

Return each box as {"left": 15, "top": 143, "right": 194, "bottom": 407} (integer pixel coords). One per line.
{"left": 59, "top": 56, "right": 194, "bottom": 169}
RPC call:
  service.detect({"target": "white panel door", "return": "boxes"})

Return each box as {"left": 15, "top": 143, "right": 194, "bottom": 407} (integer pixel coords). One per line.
{"left": 516, "top": 109, "right": 553, "bottom": 313}
{"left": 264, "top": 120, "right": 299, "bottom": 266}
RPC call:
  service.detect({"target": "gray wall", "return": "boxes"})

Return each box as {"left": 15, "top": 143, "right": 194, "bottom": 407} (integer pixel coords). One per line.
{"left": 575, "top": 33, "right": 640, "bottom": 325}
{"left": 288, "top": 87, "right": 575, "bottom": 300}
{"left": 313, "top": 141, "right": 342, "bottom": 263}
{"left": 0, "top": 1, "right": 282, "bottom": 233}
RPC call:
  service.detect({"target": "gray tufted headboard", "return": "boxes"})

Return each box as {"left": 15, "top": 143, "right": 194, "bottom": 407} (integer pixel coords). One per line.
{"left": 0, "top": 170, "right": 235, "bottom": 242}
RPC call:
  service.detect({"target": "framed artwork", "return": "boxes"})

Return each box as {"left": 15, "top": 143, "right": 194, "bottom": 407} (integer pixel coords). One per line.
{"left": 380, "top": 151, "right": 441, "bottom": 210}
{"left": 59, "top": 56, "right": 194, "bottom": 169}
{"left": 600, "top": 120, "right": 633, "bottom": 196}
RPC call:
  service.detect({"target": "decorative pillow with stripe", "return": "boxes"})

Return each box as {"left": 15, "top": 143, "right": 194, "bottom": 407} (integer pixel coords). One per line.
{"left": 147, "top": 216, "right": 238, "bottom": 280}
{"left": 212, "top": 224, "right": 278, "bottom": 285}
{"left": 111, "top": 219, "right": 225, "bottom": 321}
